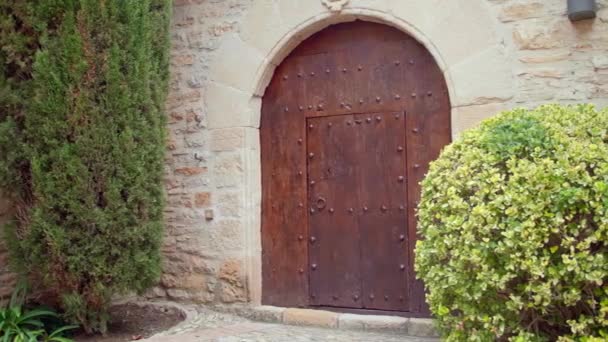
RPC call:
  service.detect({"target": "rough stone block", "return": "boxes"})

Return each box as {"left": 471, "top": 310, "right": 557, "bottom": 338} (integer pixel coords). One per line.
{"left": 338, "top": 314, "right": 408, "bottom": 332}
{"left": 283, "top": 308, "right": 338, "bottom": 328}
{"left": 408, "top": 318, "right": 439, "bottom": 338}
{"left": 249, "top": 306, "right": 285, "bottom": 323}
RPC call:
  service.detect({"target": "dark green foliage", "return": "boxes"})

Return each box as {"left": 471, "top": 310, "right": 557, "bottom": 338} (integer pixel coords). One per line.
{"left": 0, "top": 0, "right": 171, "bottom": 334}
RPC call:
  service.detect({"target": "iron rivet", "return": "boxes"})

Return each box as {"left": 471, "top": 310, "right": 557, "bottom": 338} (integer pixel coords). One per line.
{"left": 283, "top": 75, "right": 288, "bottom": 80}
{"left": 400, "top": 296, "right": 404, "bottom": 301}
{"left": 297, "top": 73, "right": 302, "bottom": 78}
{"left": 310, "top": 236, "right": 317, "bottom": 243}
{"left": 381, "top": 205, "right": 388, "bottom": 212}
{"left": 311, "top": 263, "right": 317, "bottom": 270}
{"left": 284, "top": 107, "right": 289, "bottom": 112}
{"left": 299, "top": 106, "right": 304, "bottom": 111}
{"left": 329, "top": 208, "right": 335, "bottom": 213}
{"left": 310, "top": 180, "right": 316, "bottom": 186}
{"left": 310, "top": 72, "right": 315, "bottom": 76}
{"left": 385, "top": 295, "right": 389, "bottom": 301}
{"left": 376, "top": 116, "right": 381, "bottom": 122}
{"left": 358, "top": 65, "right": 363, "bottom": 71}
{"left": 376, "top": 96, "right": 381, "bottom": 103}
{"left": 298, "top": 203, "right": 304, "bottom": 208}
{"left": 310, "top": 208, "right": 315, "bottom": 214}
{"left": 399, "top": 234, "right": 405, "bottom": 241}
{"left": 411, "top": 92, "right": 417, "bottom": 98}
{"left": 311, "top": 294, "right": 316, "bottom": 298}
{"left": 309, "top": 124, "right": 314, "bottom": 129}
{"left": 297, "top": 138, "right": 303, "bottom": 144}
{"left": 308, "top": 105, "right": 313, "bottom": 110}
{"left": 355, "top": 119, "right": 362, "bottom": 124}
{"left": 412, "top": 128, "right": 419, "bottom": 133}
{"left": 299, "top": 268, "right": 304, "bottom": 274}
{"left": 353, "top": 295, "right": 359, "bottom": 301}
{"left": 272, "top": 204, "right": 276, "bottom": 209}
{"left": 400, "top": 264, "right": 405, "bottom": 270}
{"left": 394, "top": 113, "right": 400, "bottom": 119}
{"left": 370, "top": 294, "right": 375, "bottom": 300}
{"left": 326, "top": 68, "right": 331, "bottom": 73}
{"left": 333, "top": 295, "right": 338, "bottom": 300}
{"left": 395, "top": 94, "right": 401, "bottom": 100}
{"left": 328, "top": 122, "right": 332, "bottom": 127}
{"left": 271, "top": 173, "right": 276, "bottom": 177}
{"left": 399, "top": 205, "right": 405, "bottom": 211}
{"left": 398, "top": 176, "right": 405, "bottom": 182}
{"left": 342, "top": 68, "right": 347, "bottom": 73}
{"left": 366, "top": 117, "right": 372, "bottom": 123}
{"left": 347, "top": 121, "right": 352, "bottom": 125}
{"left": 318, "top": 104, "right": 324, "bottom": 110}
{"left": 427, "top": 91, "right": 433, "bottom": 96}
{"left": 363, "top": 206, "right": 369, "bottom": 212}
{"left": 395, "top": 60, "right": 401, "bottom": 65}
{"left": 414, "top": 164, "right": 421, "bottom": 169}
{"left": 348, "top": 208, "right": 354, "bottom": 213}
{"left": 359, "top": 99, "right": 364, "bottom": 104}
{"left": 397, "top": 146, "right": 404, "bottom": 152}
{"left": 340, "top": 102, "right": 345, "bottom": 108}
{"left": 309, "top": 152, "right": 314, "bottom": 159}
{"left": 409, "top": 59, "right": 414, "bottom": 65}
{"left": 298, "top": 171, "right": 303, "bottom": 176}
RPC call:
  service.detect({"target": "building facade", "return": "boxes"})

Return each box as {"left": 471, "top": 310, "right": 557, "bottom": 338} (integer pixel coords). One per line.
{"left": 1, "top": 0, "right": 608, "bottom": 312}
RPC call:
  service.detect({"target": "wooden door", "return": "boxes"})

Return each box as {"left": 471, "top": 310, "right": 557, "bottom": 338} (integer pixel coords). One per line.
{"left": 307, "top": 112, "right": 409, "bottom": 311}
{"left": 261, "top": 21, "right": 451, "bottom": 315}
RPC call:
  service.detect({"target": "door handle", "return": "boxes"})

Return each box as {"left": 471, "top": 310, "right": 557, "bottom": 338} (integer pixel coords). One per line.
{"left": 316, "top": 197, "right": 327, "bottom": 210}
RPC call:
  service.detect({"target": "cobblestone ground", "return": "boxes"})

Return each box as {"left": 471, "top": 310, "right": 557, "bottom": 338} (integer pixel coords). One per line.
{"left": 146, "top": 307, "right": 440, "bottom": 342}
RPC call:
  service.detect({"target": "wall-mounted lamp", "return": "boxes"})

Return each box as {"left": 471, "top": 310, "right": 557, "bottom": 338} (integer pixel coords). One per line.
{"left": 568, "top": 0, "right": 597, "bottom": 21}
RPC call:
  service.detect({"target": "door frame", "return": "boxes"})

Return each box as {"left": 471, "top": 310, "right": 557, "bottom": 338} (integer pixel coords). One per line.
{"left": 259, "top": 20, "right": 451, "bottom": 316}
{"left": 203, "top": 3, "right": 512, "bottom": 308}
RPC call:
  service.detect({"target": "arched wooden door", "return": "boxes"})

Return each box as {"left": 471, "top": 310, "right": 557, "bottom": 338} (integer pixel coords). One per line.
{"left": 261, "top": 21, "right": 451, "bottom": 316}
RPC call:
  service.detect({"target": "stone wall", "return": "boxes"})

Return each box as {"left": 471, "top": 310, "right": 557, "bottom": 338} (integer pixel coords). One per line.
{"left": 156, "top": 0, "right": 608, "bottom": 306}
{"left": 147, "top": 0, "right": 255, "bottom": 304}
{"left": 452, "top": 0, "right": 608, "bottom": 133}
{"left": 0, "top": 0, "right": 607, "bottom": 306}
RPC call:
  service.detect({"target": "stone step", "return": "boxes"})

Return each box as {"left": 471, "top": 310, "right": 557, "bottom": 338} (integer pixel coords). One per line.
{"left": 230, "top": 306, "right": 439, "bottom": 338}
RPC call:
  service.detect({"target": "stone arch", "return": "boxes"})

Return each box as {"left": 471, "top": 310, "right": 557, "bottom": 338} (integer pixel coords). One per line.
{"left": 205, "top": 0, "right": 514, "bottom": 305}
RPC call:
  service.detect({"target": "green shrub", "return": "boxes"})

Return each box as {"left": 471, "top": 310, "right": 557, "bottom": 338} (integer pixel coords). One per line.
{"left": 0, "top": 286, "right": 77, "bottom": 342}
{"left": 0, "top": 0, "right": 171, "bottom": 334}
{"left": 415, "top": 104, "right": 608, "bottom": 341}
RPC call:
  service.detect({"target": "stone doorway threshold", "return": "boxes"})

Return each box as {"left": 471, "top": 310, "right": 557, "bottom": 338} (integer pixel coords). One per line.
{"left": 137, "top": 301, "right": 439, "bottom": 341}
{"left": 219, "top": 305, "right": 439, "bottom": 338}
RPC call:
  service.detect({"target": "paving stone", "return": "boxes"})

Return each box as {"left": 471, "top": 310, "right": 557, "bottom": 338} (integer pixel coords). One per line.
{"left": 248, "top": 306, "right": 285, "bottom": 323}
{"left": 283, "top": 308, "right": 339, "bottom": 328}
{"left": 407, "top": 318, "right": 439, "bottom": 338}
{"left": 338, "top": 314, "right": 408, "bottom": 332}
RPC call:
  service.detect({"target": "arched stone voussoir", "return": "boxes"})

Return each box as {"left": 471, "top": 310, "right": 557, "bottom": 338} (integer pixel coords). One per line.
{"left": 205, "top": 81, "right": 261, "bottom": 129}
{"left": 448, "top": 44, "right": 515, "bottom": 108}
{"left": 208, "top": 34, "right": 266, "bottom": 95}
{"left": 224, "top": 0, "right": 512, "bottom": 125}
{"left": 427, "top": 0, "right": 502, "bottom": 68}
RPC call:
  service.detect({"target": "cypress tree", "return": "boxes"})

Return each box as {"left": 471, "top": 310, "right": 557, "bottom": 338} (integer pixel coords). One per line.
{"left": 0, "top": 0, "right": 171, "bottom": 333}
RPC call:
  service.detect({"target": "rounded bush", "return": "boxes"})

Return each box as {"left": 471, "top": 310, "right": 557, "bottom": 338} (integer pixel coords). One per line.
{"left": 415, "top": 104, "right": 608, "bottom": 341}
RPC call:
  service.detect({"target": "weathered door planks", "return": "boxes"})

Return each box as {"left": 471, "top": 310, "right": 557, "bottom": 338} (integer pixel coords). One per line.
{"left": 307, "top": 114, "right": 362, "bottom": 308}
